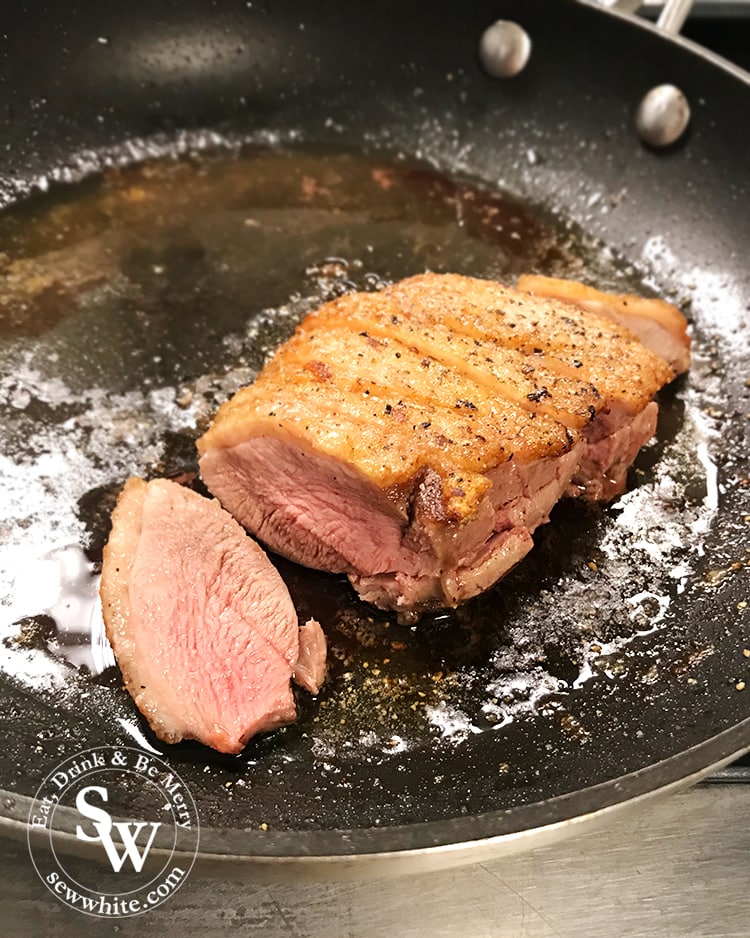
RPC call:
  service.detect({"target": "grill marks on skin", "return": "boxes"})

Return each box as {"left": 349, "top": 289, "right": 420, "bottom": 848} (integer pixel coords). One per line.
{"left": 197, "top": 273, "right": 688, "bottom": 616}
{"left": 516, "top": 274, "right": 691, "bottom": 375}
{"left": 298, "top": 308, "right": 600, "bottom": 427}
{"left": 100, "top": 478, "right": 326, "bottom": 753}
{"left": 383, "top": 274, "right": 675, "bottom": 407}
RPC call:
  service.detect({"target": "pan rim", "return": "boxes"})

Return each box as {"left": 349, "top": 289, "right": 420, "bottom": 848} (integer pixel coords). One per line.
{"left": 4, "top": 716, "right": 750, "bottom": 872}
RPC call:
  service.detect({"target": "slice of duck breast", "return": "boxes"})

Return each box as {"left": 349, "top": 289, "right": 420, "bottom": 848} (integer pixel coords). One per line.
{"left": 516, "top": 274, "right": 691, "bottom": 375}
{"left": 197, "top": 273, "right": 688, "bottom": 617}
{"left": 100, "top": 477, "right": 326, "bottom": 753}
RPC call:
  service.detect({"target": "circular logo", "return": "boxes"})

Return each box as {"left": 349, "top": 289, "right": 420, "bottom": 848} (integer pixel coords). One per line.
{"left": 27, "top": 746, "right": 200, "bottom": 917}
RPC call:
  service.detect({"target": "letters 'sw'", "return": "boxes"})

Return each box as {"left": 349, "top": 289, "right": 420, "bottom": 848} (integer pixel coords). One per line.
{"left": 75, "top": 785, "right": 161, "bottom": 873}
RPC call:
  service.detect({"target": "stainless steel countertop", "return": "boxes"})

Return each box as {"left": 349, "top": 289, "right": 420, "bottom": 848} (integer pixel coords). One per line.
{"left": 4, "top": 782, "right": 749, "bottom": 937}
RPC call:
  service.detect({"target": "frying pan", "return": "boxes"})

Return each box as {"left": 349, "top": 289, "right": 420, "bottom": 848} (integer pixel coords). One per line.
{"left": 0, "top": 0, "right": 749, "bottom": 880}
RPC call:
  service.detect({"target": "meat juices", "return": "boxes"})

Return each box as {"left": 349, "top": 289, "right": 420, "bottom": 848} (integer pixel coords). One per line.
{"left": 100, "top": 478, "right": 326, "bottom": 753}
{"left": 198, "top": 273, "right": 690, "bottom": 617}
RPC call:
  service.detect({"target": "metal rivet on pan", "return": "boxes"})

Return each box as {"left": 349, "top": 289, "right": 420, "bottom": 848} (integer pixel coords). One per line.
{"left": 478, "top": 21, "right": 531, "bottom": 79}
{"left": 635, "top": 84, "right": 691, "bottom": 147}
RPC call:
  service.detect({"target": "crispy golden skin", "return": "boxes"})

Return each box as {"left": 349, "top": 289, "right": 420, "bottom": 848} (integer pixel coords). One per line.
{"left": 516, "top": 274, "right": 689, "bottom": 339}
{"left": 197, "top": 273, "right": 678, "bottom": 522}
{"left": 517, "top": 274, "right": 691, "bottom": 374}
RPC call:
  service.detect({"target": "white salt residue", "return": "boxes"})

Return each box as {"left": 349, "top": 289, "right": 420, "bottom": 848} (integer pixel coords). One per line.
{"left": 559, "top": 394, "right": 720, "bottom": 693}
{"left": 572, "top": 611, "right": 668, "bottom": 689}
{"left": 0, "top": 634, "right": 70, "bottom": 694}
{"left": 669, "top": 561, "right": 692, "bottom": 592}
{"left": 382, "top": 735, "right": 408, "bottom": 754}
{"left": 0, "top": 365, "right": 203, "bottom": 610}
{"left": 1, "top": 365, "right": 82, "bottom": 410}
{"left": 625, "top": 590, "right": 670, "bottom": 626}
{"left": 641, "top": 235, "right": 747, "bottom": 340}
{"left": 424, "top": 701, "right": 482, "bottom": 742}
{"left": 482, "top": 668, "right": 568, "bottom": 728}
{"left": 0, "top": 437, "right": 92, "bottom": 604}
{"left": 602, "top": 391, "right": 720, "bottom": 574}
{"left": 696, "top": 429, "right": 721, "bottom": 509}
{"left": 310, "top": 736, "right": 336, "bottom": 761}
{"left": 9, "top": 387, "right": 30, "bottom": 409}
{"left": 572, "top": 636, "right": 630, "bottom": 690}
{"left": 607, "top": 482, "right": 686, "bottom": 563}
{"left": 572, "top": 656, "right": 595, "bottom": 691}
{"left": 68, "top": 385, "right": 199, "bottom": 451}
{"left": 117, "top": 718, "right": 162, "bottom": 754}
{"left": 353, "top": 729, "right": 409, "bottom": 755}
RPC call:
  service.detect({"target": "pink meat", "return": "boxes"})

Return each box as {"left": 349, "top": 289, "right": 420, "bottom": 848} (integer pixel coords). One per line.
{"left": 567, "top": 401, "right": 659, "bottom": 501}
{"left": 294, "top": 619, "right": 328, "bottom": 694}
{"left": 200, "top": 403, "right": 656, "bottom": 618}
{"left": 100, "top": 477, "right": 326, "bottom": 753}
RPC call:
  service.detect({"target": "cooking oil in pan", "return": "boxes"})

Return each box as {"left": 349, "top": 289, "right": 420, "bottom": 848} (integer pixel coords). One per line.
{"left": 0, "top": 145, "right": 731, "bottom": 807}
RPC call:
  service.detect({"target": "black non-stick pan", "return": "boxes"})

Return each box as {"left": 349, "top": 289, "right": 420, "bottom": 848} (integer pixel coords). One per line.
{"left": 0, "top": 0, "right": 749, "bottom": 877}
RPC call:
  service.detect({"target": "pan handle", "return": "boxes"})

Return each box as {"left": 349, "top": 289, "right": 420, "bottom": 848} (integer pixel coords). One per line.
{"left": 606, "top": 0, "right": 693, "bottom": 33}
{"left": 600, "top": 0, "right": 695, "bottom": 145}
{"left": 653, "top": 0, "right": 693, "bottom": 34}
